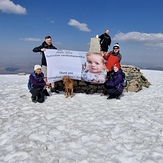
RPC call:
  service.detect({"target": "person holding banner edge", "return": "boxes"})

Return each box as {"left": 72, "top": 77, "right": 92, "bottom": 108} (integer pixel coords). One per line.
{"left": 33, "top": 35, "right": 59, "bottom": 93}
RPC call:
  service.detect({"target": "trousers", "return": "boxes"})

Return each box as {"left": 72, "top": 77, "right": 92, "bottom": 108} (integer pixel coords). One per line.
{"left": 30, "top": 88, "right": 47, "bottom": 103}
{"left": 103, "top": 85, "right": 121, "bottom": 96}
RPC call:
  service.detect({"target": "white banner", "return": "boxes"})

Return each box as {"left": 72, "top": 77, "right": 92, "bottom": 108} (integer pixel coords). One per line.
{"left": 45, "top": 49, "right": 107, "bottom": 84}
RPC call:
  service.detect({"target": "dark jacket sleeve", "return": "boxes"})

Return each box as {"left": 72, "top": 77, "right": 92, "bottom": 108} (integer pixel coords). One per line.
{"left": 118, "top": 53, "right": 122, "bottom": 62}
{"left": 103, "top": 51, "right": 111, "bottom": 60}
{"left": 33, "top": 45, "right": 43, "bottom": 53}
{"left": 51, "top": 44, "right": 57, "bottom": 49}
{"left": 29, "top": 74, "right": 46, "bottom": 88}
{"left": 106, "top": 73, "right": 123, "bottom": 87}
{"left": 99, "top": 34, "right": 104, "bottom": 44}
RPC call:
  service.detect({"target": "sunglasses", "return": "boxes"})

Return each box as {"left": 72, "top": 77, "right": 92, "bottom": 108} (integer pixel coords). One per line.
{"left": 113, "top": 47, "right": 119, "bottom": 49}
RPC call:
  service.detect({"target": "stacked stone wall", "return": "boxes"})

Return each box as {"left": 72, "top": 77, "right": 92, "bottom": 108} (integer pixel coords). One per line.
{"left": 55, "top": 65, "right": 151, "bottom": 94}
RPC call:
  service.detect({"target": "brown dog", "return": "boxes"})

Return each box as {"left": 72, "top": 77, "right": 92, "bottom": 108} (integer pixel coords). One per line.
{"left": 62, "top": 76, "right": 74, "bottom": 98}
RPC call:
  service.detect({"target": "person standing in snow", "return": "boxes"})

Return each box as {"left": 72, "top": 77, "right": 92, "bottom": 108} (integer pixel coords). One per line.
{"left": 99, "top": 29, "right": 111, "bottom": 53}
{"left": 29, "top": 65, "right": 50, "bottom": 103}
{"left": 103, "top": 64, "right": 124, "bottom": 99}
{"left": 32, "top": 35, "right": 59, "bottom": 93}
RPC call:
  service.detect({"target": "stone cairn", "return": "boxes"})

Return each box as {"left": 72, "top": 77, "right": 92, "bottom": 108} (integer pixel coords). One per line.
{"left": 55, "top": 65, "right": 151, "bottom": 94}
{"left": 55, "top": 38, "right": 151, "bottom": 94}
{"left": 121, "top": 65, "right": 151, "bottom": 92}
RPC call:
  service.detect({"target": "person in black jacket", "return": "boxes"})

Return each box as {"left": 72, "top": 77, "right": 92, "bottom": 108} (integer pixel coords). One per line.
{"left": 33, "top": 35, "right": 59, "bottom": 93}
{"left": 99, "top": 29, "right": 111, "bottom": 53}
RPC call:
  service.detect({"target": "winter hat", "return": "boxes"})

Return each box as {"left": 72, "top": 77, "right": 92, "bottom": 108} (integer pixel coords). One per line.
{"left": 113, "top": 63, "right": 120, "bottom": 69}
{"left": 34, "top": 65, "right": 42, "bottom": 71}
{"left": 113, "top": 43, "right": 120, "bottom": 49}
{"left": 114, "top": 63, "right": 117, "bottom": 67}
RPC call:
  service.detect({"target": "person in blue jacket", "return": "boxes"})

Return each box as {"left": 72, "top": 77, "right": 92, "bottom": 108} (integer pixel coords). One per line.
{"left": 103, "top": 64, "right": 124, "bottom": 99}
{"left": 29, "top": 65, "right": 50, "bottom": 103}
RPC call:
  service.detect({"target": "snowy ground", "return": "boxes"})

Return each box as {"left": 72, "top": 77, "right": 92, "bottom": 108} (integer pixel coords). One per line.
{"left": 0, "top": 70, "right": 163, "bottom": 163}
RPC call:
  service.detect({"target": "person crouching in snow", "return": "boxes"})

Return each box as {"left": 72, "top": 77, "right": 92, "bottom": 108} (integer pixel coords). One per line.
{"left": 29, "top": 65, "right": 50, "bottom": 103}
{"left": 103, "top": 64, "right": 124, "bottom": 99}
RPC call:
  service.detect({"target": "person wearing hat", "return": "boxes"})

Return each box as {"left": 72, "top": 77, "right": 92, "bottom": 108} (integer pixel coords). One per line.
{"left": 103, "top": 64, "right": 124, "bottom": 99}
{"left": 29, "top": 65, "right": 50, "bottom": 103}
{"left": 102, "top": 43, "right": 122, "bottom": 80}
{"left": 32, "top": 35, "right": 59, "bottom": 93}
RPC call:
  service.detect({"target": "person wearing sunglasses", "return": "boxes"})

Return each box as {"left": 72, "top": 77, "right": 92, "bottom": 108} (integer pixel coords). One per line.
{"left": 102, "top": 43, "right": 122, "bottom": 79}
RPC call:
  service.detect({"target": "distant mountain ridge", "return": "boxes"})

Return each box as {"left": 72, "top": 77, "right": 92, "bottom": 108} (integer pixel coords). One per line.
{"left": 0, "top": 65, "right": 163, "bottom": 74}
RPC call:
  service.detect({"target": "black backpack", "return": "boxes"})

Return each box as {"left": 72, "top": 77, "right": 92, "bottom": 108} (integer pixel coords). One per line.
{"left": 121, "top": 72, "right": 127, "bottom": 87}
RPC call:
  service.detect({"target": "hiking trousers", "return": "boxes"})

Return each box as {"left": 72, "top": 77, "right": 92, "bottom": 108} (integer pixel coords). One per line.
{"left": 30, "top": 88, "right": 45, "bottom": 103}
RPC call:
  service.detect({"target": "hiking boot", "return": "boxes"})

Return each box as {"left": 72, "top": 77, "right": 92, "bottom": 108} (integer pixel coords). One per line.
{"left": 107, "top": 95, "right": 116, "bottom": 99}
{"left": 32, "top": 99, "right": 37, "bottom": 103}
{"left": 116, "top": 95, "right": 121, "bottom": 99}
{"left": 31, "top": 96, "right": 38, "bottom": 103}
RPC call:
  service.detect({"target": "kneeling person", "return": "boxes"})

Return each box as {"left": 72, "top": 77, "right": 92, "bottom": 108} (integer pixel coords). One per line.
{"left": 103, "top": 64, "right": 124, "bottom": 99}
{"left": 29, "top": 65, "right": 50, "bottom": 103}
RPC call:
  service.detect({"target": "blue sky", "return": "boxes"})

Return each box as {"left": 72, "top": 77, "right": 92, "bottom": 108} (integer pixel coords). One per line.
{"left": 0, "top": 0, "right": 163, "bottom": 68}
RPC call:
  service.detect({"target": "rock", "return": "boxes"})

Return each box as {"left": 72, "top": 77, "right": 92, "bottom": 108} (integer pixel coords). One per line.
{"left": 18, "top": 72, "right": 26, "bottom": 75}
{"left": 88, "top": 38, "right": 100, "bottom": 53}
{"left": 121, "top": 65, "right": 151, "bottom": 92}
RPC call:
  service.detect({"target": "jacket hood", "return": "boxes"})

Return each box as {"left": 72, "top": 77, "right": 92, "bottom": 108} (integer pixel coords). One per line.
{"left": 42, "top": 41, "right": 48, "bottom": 46}
{"left": 104, "top": 33, "right": 109, "bottom": 37}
